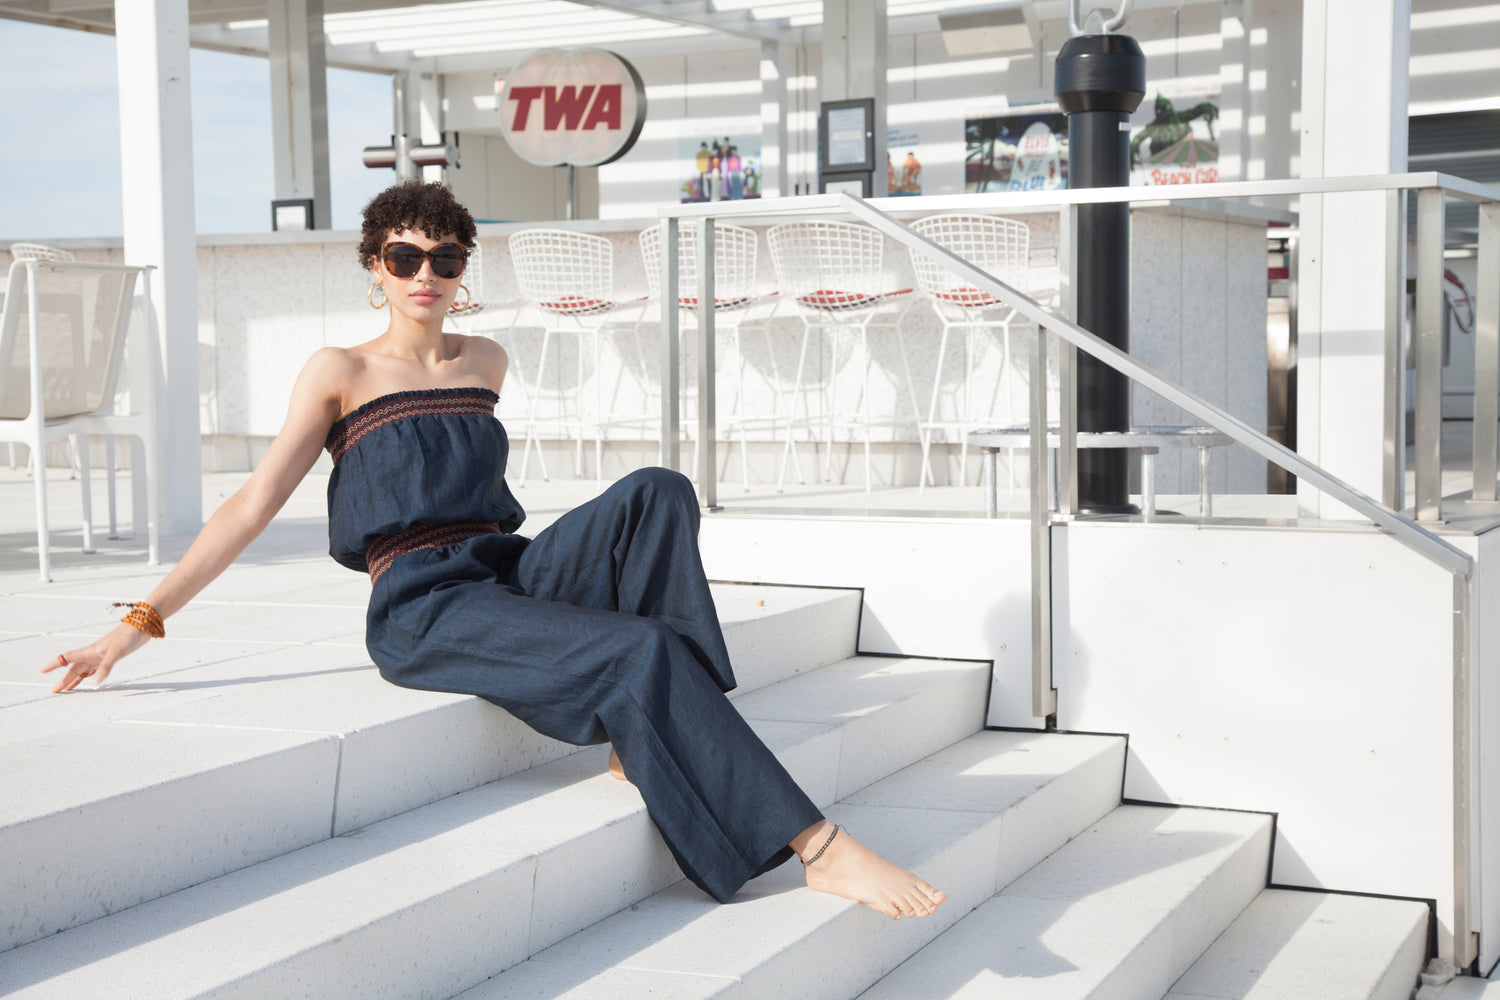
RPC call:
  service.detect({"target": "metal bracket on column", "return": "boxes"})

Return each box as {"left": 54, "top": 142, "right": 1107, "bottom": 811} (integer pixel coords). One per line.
{"left": 1069, "top": 0, "right": 1134, "bottom": 35}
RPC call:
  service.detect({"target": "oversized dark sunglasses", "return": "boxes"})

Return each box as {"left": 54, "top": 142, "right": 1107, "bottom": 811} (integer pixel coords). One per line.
{"left": 381, "top": 242, "right": 469, "bottom": 279}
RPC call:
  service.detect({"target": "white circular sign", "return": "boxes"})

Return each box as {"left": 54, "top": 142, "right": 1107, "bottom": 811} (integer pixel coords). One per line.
{"left": 499, "top": 49, "right": 647, "bottom": 168}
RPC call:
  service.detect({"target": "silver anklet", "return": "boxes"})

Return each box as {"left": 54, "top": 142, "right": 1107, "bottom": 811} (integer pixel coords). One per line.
{"left": 802, "top": 825, "right": 841, "bottom": 867}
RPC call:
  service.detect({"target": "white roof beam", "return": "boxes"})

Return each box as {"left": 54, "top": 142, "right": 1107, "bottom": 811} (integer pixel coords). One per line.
{"left": 190, "top": 21, "right": 420, "bottom": 72}
{"left": 405, "top": 21, "right": 707, "bottom": 55}
{"left": 575, "top": 0, "right": 779, "bottom": 40}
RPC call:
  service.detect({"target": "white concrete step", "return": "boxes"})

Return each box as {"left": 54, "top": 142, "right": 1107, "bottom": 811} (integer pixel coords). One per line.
{"left": 1163, "top": 888, "right": 1428, "bottom": 1000}
{"left": 0, "top": 582, "right": 861, "bottom": 954}
{"left": 1430, "top": 972, "right": 1500, "bottom": 999}
{"left": 0, "top": 650, "right": 990, "bottom": 998}
{"left": 857, "top": 804, "right": 1274, "bottom": 1000}
{"left": 454, "top": 730, "right": 1128, "bottom": 1000}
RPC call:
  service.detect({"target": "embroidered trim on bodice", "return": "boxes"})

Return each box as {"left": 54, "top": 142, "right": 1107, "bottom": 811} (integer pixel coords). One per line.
{"left": 325, "top": 386, "right": 499, "bottom": 464}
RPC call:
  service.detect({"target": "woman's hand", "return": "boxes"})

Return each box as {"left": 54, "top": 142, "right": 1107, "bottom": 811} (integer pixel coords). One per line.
{"left": 40, "top": 623, "right": 152, "bottom": 693}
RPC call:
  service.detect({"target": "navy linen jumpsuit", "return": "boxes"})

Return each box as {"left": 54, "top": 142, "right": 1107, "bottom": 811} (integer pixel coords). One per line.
{"left": 325, "top": 387, "right": 823, "bottom": 902}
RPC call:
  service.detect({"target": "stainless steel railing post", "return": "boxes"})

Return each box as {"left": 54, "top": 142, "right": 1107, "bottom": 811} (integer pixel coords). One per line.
{"left": 1029, "top": 323, "right": 1058, "bottom": 721}
{"left": 1474, "top": 202, "right": 1499, "bottom": 502}
{"left": 662, "top": 219, "right": 681, "bottom": 473}
{"left": 1383, "top": 188, "right": 1407, "bottom": 511}
{"left": 1453, "top": 568, "right": 1478, "bottom": 970}
{"left": 1058, "top": 203, "right": 1079, "bottom": 517}
{"left": 696, "top": 219, "right": 719, "bottom": 510}
{"left": 1415, "top": 187, "right": 1446, "bottom": 521}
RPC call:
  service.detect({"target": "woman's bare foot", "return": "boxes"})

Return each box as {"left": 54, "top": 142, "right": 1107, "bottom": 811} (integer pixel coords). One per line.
{"left": 608, "top": 747, "right": 628, "bottom": 782}
{"left": 793, "top": 821, "right": 946, "bottom": 920}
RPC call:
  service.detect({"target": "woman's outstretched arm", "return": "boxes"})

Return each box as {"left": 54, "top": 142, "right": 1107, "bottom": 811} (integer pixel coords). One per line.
{"left": 41, "top": 348, "right": 350, "bottom": 692}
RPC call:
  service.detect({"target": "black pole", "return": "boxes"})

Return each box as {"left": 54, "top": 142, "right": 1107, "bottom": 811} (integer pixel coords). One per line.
{"left": 1055, "top": 32, "right": 1145, "bottom": 514}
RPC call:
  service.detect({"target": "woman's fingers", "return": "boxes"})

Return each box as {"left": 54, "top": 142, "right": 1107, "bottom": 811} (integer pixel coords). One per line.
{"left": 41, "top": 647, "right": 103, "bottom": 693}
{"left": 39, "top": 650, "right": 71, "bottom": 675}
{"left": 92, "top": 658, "right": 115, "bottom": 687}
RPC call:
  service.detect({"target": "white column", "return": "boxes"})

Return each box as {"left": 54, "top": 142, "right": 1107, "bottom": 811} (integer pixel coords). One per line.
{"left": 1296, "top": 0, "right": 1409, "bottom": 518}
{"left": 760, "top": 39, "right": 790, "bottom": 199}
{"left": 1217, "top": 0, "right": 1252, "bottom": 182}
{"left": 268, "top": 0, "right": 332, "bottom": 228}
{"left": 115, "top": 0, "right": 202, "bottom": 536}
{"left": 419, "top": 71, "right": 445, "bottom": 183}
{"left": 392, "top": 69, "right": 422, "bottom": 182}
{"left": 821, "top": 0, "right": 887, "bottom": 196}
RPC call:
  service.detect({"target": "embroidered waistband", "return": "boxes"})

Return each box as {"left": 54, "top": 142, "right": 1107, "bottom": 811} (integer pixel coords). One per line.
{"left": 367, "top": 521, "right": 503, "bottom": 583}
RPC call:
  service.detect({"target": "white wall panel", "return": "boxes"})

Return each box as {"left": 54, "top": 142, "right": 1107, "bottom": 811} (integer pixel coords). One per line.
{"left": 698, "top": 515, "right": 1039, "bottom": 729}
{"left": 1055, "top": 519, "right": 1461, "bottom": 954}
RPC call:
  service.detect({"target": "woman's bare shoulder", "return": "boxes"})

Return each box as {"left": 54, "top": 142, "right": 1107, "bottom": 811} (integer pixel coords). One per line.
{"left": 454, "top": 334, "right": 509, "bottom": 389}
{"left": 295, "top": 346, "right": 363, "bottom": 417}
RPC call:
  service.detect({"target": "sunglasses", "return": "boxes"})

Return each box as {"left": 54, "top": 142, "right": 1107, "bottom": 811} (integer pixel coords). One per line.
{"left": 381, "top": 242, "right": 469, "bottom": 280}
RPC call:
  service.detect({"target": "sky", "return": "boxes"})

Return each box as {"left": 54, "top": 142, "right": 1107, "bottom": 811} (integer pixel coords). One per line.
{"left": 0, "top": 19, "right": 396, "bottom": 240}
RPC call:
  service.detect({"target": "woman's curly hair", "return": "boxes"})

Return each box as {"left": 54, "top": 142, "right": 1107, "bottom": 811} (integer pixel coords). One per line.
{"left": 358, "top": 180, "right": 477, "bottom": 270}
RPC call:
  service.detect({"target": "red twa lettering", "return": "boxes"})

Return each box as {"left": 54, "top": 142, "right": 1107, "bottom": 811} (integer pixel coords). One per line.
{"left": 544, "top": 86, "right": 595, "bottom": 130}
{"left": 507, "top": 86, "right": 544, "bottom": 130}
{"left": 582, "top": 84, "right": 622, "bottom": 130}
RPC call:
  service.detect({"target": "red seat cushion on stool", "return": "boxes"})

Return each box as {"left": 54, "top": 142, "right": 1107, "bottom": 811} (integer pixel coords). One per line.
{"left": 932, "top": 288, "right": 1000, "bottom": 307}
{"left": 540, "top": 295, "right": 613, "bottom": 314}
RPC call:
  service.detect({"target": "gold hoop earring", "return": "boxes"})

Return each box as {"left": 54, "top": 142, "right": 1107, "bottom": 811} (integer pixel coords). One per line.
{"left": 368, "top": 282, "right": 387, "bottom": 310}
{"left": 450, "top": 284, "right": 471, "bottom": 313}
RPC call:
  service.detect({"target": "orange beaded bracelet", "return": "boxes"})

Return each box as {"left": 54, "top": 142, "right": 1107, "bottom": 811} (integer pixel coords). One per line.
{"left": 113, "top": 601, "right": 165, "bottom": 639}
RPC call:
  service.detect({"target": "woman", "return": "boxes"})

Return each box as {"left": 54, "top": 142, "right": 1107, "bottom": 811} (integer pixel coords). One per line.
{"left": 41, "top": 181, "right": 945, "bottom": 921}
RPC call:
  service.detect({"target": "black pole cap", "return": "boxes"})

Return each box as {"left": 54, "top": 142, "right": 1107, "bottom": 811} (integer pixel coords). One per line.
{"left": 1055, "top": 33, "right": 1146, "bottom": 116}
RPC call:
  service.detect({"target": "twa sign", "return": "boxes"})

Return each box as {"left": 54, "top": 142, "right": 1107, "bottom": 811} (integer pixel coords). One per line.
{"left": 500, "top": 49, "right": 647, "bottom": 168}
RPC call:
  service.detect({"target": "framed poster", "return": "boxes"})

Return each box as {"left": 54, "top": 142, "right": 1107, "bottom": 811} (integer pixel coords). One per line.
{"left": 1129, "top": 81, "right": 1221, "bottom": 186}
{"left": 820, "top": 98, "right": 875, "bottom": 173}
{"left": 679, "top": 122, "right": 762, "bottom": 203}
{"left": 965, "top": 107, "right": 1068, "bottom": 193}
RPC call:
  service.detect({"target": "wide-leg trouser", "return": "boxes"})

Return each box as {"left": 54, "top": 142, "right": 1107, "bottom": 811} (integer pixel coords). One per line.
{"left": 365, "top": 467, "right": 824, "bottom": 902}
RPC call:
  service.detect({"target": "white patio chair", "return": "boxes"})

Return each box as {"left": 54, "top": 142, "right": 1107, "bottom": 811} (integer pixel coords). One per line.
{"left": 0, "top": 256, "right": 159, "bottom": 581}
{"left": 908, "top": 213, "right": 1032, "bottom": 490}
{"left": 8, "top": 243, "right": 76, "bottom": 473}
{"left": 507, "top": 228, "right": 646, "bottom": 483}
{"left": 765, "top": 219, "right": 920, "bottom": 492}
{"left": 639, "top": 222, "right": 778, "bottom": 487}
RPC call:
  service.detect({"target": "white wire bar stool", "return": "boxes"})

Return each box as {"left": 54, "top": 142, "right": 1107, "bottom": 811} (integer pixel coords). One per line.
{"left": 765, "top": 219, "right": 920, "bottom": 492}
{"left": 443, "top": 239, "right": 488, "bottom": 329}
{"left": 507, "top": 229, "right": 645, "bottom": 483}
{"left": 640, "top": 221, "right": 778, "bottom": 488}
{"left": 907, "top": 213, "right": 1031, "bottom": 491}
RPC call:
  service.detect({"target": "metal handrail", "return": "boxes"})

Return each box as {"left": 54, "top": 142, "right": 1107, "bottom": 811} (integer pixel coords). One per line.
{"left": 663, "top": 187, "right": 1482, "bottom": 578}
{"left": 666, "top": 172, "right": 1500, "bottom": 217}
{"left": 662, "top": 171, "right": 1500, "bottom": 522}
{"left": 658, "top": 172, "right": 1498, "bottom": 969}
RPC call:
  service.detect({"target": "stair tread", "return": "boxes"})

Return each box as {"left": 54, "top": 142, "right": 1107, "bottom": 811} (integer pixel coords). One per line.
{"left": 455, "top": 730, "right": 1127, "bottom": 1000}
{"left": 1163, "top": 888, "right": 1428, "bottom": 1000}
{"left": 0, "top": 583, "right": 856, "bottom": 745}
{"left": 856, "top": 804, "right": 1273, "bottom": 1000}
{"left": 0, "top": 582, "right": 861, "bottom": 953}
{"left": 0, "top": 653, "right": 989, "bottom": 998}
